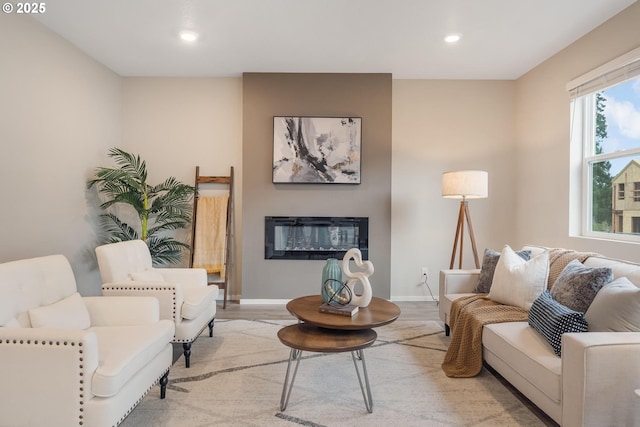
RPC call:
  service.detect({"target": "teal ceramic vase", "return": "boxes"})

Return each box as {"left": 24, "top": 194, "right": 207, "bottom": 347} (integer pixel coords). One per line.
{"left": 321, "top": 258, "right": 343, "bottom": 303}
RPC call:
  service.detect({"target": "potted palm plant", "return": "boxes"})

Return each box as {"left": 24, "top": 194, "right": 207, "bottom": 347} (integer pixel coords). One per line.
{"left": 87, "top": 147, "right": 195, "bottom": 265}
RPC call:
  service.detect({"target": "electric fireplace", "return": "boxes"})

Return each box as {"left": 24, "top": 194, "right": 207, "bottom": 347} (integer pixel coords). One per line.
{"left": 265, "top": 216, "right": 368, "bottom": 260}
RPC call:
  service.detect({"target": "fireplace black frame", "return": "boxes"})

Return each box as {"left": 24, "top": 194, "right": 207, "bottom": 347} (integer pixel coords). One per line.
{"left": 265, "top": 216, "right": 368, "bottom": 260}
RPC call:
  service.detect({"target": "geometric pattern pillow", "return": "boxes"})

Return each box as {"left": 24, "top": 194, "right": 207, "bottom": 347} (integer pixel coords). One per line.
{"left": 550, "top": 259, "right": 613, "bottom": 313}
{"left": 475, "top": 248, "right": 531, "bottom": 293}
{"left": 528, "top": 290, "right": 588, "bottom": 356}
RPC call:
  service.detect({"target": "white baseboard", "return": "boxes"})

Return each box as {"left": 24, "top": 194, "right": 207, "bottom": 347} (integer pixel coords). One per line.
{"left": 239, "top": 299, "right": 292, "bottom": 305}
{"left": 390, "top": 295, "right": 439, "bottom": 302}
{"left": 236, "top": 296, "right": 438, "bottom": 304}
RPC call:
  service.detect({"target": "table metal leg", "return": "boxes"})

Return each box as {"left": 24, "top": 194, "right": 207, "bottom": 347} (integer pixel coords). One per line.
{"left": 280, "top": 348, "right": 302, "bottom": 411}
{"left": 352, "top": 349, "right": 373, "bottom": 413}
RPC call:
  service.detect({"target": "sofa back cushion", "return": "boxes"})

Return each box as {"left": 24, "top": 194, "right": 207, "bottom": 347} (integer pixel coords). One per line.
{"left": 95, "top": 240, "right": 153, "bottom": 283}
{"left": 523, "top": 244, "right": 640, "bottom": 287}
{"left": 0, "top": 255, "right": 78, "bottom": 327}
{"left": 583, "top": 256, "right": 640, "bottom": 287}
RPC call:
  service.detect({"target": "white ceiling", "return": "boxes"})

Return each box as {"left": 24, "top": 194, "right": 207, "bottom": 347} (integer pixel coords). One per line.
{"left": 34, "top": 0, "right": 636, "bottom": 79}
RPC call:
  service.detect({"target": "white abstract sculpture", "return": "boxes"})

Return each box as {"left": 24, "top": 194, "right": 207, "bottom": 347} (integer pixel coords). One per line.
{"left": 341, "top": 248, "right": 374, "bottom": 307}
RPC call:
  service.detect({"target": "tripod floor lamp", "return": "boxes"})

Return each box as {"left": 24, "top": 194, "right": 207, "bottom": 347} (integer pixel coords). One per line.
{"left": 442, "top": 170, "right": 488, "bottom": 269}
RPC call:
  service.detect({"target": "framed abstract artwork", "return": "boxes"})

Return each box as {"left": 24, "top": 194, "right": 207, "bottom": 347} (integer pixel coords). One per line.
{"left": 272, "top": 116, "right": 362, "bottom": 184}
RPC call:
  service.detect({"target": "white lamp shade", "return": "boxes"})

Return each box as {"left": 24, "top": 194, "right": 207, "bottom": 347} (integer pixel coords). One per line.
{"left": 442, "top": 170, "right": 488, "bottom": 199}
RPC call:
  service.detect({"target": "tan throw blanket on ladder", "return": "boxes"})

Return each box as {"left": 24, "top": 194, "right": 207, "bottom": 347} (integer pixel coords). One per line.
{"left": 442, "top": 294, "right": 528, "bottom": 378}
{"left": 193, "top": 195, "right": 229, "bottom": 277}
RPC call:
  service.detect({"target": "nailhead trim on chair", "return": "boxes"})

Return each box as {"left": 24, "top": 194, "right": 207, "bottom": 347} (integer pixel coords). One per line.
{"left": 1, "top": 338, "right": 85, "bottom": 425}
{"left": 114, "top": 368, "right": 170, "bottom": 427}
{"left": 172, "top": 316, "right": 215, "bottom": 343}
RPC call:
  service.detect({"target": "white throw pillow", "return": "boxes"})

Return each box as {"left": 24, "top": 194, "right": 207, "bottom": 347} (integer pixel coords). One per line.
{"left": 29, "top": 292, "right": 91, "bottom": 329}
{"left": 585, "top": 277, "right": 640, "bottom": 332}
{"left": 488, "top": 245, "right": 549, "bottom": 310}
{"left": 130, "top": 269, "right": 165, "bottom": 282}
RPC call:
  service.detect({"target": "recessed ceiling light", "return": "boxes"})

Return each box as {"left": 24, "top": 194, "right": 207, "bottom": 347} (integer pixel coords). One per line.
{"left": 179, "top": 31, "right": 198, "bottom": 42}
{"left": 444, "top": 34, "right": 461, "bottom": 44}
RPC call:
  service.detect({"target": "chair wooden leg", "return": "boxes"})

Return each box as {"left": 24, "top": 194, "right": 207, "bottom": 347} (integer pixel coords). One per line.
{"left": 183, "top": 342, "right": 192, "bottom": 368}
{"left": 223, "top": 285, "right": 227, "bottom": 309}
{"left": 208, "top": 319, "right": 215, "bottom": 337}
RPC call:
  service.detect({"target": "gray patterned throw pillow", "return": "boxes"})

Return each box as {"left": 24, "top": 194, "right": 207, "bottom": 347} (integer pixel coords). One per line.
{"left": 550, "top": 259, "right": 613, "bottom": 313}
{"left": 475, "top": 248, "right": 531, "bottom": 293}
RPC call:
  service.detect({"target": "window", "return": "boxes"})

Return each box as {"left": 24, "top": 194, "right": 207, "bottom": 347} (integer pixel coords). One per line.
{"left": 568, "top": 47, "right": 640, "bottom": 242}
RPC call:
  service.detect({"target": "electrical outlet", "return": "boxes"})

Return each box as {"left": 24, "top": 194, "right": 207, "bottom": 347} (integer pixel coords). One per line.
{"left": 421, "top": 267, "right": 429, "bottom": 278}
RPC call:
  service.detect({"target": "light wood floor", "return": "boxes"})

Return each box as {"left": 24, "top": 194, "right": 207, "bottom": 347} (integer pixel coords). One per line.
{"left": 216, "top": 300, "right": 441, "bottom": 322}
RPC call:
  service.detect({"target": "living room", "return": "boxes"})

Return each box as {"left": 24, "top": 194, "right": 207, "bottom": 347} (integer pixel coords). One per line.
{"left": 2, "top": 1, "right": 640, "bottom": 301}
{"left": 2, "top": 1, "right": 640, "bottom": 425}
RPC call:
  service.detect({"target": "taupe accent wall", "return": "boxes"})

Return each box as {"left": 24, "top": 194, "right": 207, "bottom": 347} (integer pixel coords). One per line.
{"left": 242, "top": 73, "right": 392, "bottom": 299}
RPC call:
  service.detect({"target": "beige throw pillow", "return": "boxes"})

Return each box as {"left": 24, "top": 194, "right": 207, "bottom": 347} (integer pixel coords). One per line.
{"left": 488, "top": 245, "right": 549, "bottom": 310}
{"left": 29, "top": 292, "right": 91, "bottom": 329}
{"left": 130, "top": 269, "right": 165, "bottom": 282}
{"left": 585, "top": 277, "right": 640, "bottom": 332}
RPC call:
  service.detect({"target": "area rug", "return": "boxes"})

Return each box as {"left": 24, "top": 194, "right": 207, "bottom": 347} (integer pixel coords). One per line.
{"left": 121, "top": 319, "right": 546, "bottom": 426}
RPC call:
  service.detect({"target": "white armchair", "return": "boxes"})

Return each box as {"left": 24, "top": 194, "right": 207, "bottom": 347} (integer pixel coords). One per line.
{"left": 95, "top": 240, "right": 218, "bottom": 368}
{"left": 0, "top": 254, "right": 174, "bottom": 427}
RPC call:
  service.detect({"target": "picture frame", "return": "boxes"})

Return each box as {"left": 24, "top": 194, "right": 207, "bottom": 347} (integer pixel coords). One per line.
{"left": 272, "top": 116, "right": 362, "bottom": 184}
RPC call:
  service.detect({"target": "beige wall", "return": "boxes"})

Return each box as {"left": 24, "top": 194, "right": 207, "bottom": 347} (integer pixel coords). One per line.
{"left": 242, "top": 73, "right": 392, "bottom": 300}
{"left": 0, "top": 15, "right": 122, "bottom": 295}
{"left": 121, "top": 77, "right": 243, "bottom": 296}
{"left": 514, "top": 1, "right": 640, "bottom": 261}
{"left": 391, "top": 80, "right": 517, "bottom": 299}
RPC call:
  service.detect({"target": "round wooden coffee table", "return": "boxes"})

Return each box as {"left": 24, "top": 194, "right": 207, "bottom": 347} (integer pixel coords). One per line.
{"left": 278, "top": 295, "right": 401, "bottom": 413}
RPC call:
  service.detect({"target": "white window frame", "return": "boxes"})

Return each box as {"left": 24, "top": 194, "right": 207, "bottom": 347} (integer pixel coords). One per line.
{"left": 567, "top": 46, "right": 640, "bottom": 243}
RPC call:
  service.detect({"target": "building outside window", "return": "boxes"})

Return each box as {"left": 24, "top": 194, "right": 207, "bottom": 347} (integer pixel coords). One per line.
{"left": 568, "top": 47, "right": 640, "bottom": 242}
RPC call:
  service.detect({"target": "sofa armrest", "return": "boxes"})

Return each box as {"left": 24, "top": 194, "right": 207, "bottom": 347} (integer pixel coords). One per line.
{"left": 83, "top": 296, "right": 160, "bottom": 326}
{"left": 0, "top": 328, "right": 100, "bottom": 426}
{"left": 562, "top": 332, "right": 640, "bottom": 427}
{"left": 439, "top": 269, "right": 480, "bottom": 296}
{"left": 154, "top": 267, "right": 207, "bottom": 287}
{"left": 102, "top": 281, "right": 183, "bottom": 324}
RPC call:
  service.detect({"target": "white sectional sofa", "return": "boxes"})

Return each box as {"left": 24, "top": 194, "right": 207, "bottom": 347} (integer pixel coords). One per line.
{"left": 439, "top": 245, "right": 640, "bottom": 427}
{"left": 0, "top": 254, "right": 175, "bottom": 427}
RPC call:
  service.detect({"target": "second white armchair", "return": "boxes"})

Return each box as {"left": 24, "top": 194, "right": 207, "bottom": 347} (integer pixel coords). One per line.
{"left": 95, "top": 240, "right": 218, "bottom": 368}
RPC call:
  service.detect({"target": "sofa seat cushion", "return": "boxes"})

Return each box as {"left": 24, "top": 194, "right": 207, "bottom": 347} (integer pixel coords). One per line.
{"left": 181, "top": 285, "right": 217, "bottom": 320}
{"left": 483, "top": 321, "right": 561, "bottom": 403}
{"left": 90, "top": 320, "right": 174, "bottom": 397}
